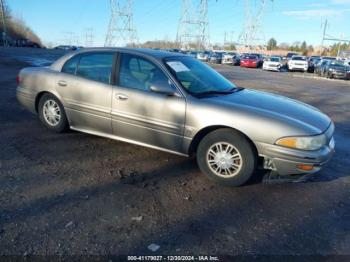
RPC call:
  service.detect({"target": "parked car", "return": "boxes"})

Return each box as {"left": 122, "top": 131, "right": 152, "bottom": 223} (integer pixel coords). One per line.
{"left": 16, "top": 48, "right": 335, "bottom": 186}
{"left": 209, "top": 52, "right": 225, "bottom": 64}
{"left": 287, "top": 55, "right": 308, "bottom": 72}
{"left": 262, "top": 56, "right": 283, "bottom": 72}
{"left": 314, "top": 59, "right": 330, "bottom": 75}
{"left": 240, "top": 55, "right": 260, "bottom": 68}
{"left": 197, "top": 51, "right": 211, "bottom": 62}
{"left": 222, "top": 52, "right": 239, "bottom": 65}
{"left": 249, "top": 53, "right": 264, "bottom": 67}
{"left": 187, "top": 51, "right": 198, "bottom": 59}
{"left": 54, "top": 45, "right": 78, "bottom": 51}
{"left": 286, "top": 52, "right": 299, "bottom": 61}
{"left": 321, "top": 56, "right": 336, "bottom": 61}
{"left": 14, "top": 39, "right": 41, "bottom": 48}
{"left": 308, "top": 56, "right": 321, "bottom": 73}
{"left": 320, "top": 60, "right": 350, "bottom": 79}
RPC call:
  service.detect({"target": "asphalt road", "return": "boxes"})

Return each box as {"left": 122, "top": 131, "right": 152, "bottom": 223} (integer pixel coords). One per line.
{"left": 0, "top": 47, "right": 349, "bottom": 257}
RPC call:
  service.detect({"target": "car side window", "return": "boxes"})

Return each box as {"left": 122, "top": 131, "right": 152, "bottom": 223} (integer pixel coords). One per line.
{"left": 62, "top": 55, "right": 80, "bottom": 75}
{"left": 119, "top": 53, "right": 170, "bottom": 91}
{"left": 76, "top": 53, "right": 114, "bottom": 84}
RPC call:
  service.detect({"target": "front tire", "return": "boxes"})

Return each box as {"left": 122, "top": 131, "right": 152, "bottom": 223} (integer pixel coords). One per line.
{"left": 196, "top": 129, "right": 257, "bottom": 186}
{"left": 38, "top": 93, "right": 69, "bottom": 133}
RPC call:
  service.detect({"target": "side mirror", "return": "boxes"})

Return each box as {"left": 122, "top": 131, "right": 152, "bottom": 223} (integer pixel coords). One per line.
{"left": 150, "top": 81, "right": 176, "bottom": 96}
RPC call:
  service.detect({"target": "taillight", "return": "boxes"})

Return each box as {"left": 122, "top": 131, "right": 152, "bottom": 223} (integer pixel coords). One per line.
{"left": 16, "top": 75, "right": 21, "bottom": 85}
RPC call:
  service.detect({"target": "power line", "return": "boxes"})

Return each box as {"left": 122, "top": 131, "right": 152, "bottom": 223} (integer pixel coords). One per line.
{"left": 85, "top": 27, "right": 94, "bottom": 47}
{"left": 105, "top": 0, "right": 138, "bottom": 47}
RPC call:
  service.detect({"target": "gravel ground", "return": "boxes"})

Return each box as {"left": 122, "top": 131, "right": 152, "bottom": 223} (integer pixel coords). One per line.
{"left": 0, "top": 47, "right": 349, "bottom": 257}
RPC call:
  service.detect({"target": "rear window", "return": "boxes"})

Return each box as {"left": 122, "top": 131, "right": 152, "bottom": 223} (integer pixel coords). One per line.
{"left": 270, "top": 57, "right": 281, "bottom": 62}
{"left": 243, "top": 55, "right": 257, "bottom": 60}
{"left": 76, "top": 53, "right": 115, "bottom": 84}
{"left": 292, "top": 56, "right": 306, "bottom": 61}
{"left": 62, "top": 55, "right": 80, "bottom": 75}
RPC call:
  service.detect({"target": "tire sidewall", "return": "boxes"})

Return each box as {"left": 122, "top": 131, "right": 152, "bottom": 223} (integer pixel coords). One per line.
{"left": 38, "top": 93, "right": 68, "bottom": 133}
{"left": 196, "top": 129, "right": 257, "bottom": 186}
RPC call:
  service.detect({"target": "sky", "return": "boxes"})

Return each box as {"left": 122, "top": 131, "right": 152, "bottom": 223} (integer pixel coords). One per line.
{"left": 6, "top": 0, "right": 350, "bottom": 47}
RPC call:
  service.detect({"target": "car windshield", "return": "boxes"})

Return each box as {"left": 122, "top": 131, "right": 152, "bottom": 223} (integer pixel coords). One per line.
{"left": 292, "top": 56, "right": 306, "bottom": 61}
{"left": 165, "top": 56, "right": 238, "bottom": 95}
{"left": 243, "top": 55, "right": 257, "bottom": 60}
{"left": 270, "top": 57, "right": 280, "bottom": 62}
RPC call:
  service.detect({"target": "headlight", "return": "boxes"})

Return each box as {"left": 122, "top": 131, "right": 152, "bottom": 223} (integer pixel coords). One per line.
{"left": 329, "top": 68, "right": 335, "bottom": 72}
{"left": 275, "top": 134, "right": 327, "bottom": 150}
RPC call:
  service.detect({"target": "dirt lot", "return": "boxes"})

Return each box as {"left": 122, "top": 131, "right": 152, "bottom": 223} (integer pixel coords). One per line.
{"left": 0, "top": 47, "right": 349, "bottom": 257}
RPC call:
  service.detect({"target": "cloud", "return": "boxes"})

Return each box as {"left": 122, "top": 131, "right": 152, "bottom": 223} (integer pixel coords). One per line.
{"left": 308, "top": 2, "right": 326, "bottom": 7}
{"left": 282, "top": 8, "right": 350, "bottom": 19}
{"left": 332, "top": 0, "right": 350, "bottom": 4}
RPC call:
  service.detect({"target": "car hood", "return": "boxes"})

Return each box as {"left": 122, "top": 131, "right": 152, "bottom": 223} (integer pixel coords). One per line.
{"left": 204, "top": 89, "right": 331, "bottom": 134}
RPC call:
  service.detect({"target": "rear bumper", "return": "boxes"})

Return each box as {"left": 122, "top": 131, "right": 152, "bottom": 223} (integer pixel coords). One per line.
{"left": 16, "top": 86, "right": 36, "bottom": 113}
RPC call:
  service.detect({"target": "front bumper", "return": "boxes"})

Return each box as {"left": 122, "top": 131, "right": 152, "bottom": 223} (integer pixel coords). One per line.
{"left": 263, "top": 65, "right": 281, "bottom": 71}
{"left": 289, "top": 64, "right": 308, "bottom": 71}
{"left": 255, "top": 124, "right": 335, "bottom": 176}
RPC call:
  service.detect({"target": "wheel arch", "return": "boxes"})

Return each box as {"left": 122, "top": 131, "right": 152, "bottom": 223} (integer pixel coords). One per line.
{"left": 35, "top": 91, "right": 63, "bottom": 113}
{"left": 188, "top": 125, "right": 258, "bottom": 157}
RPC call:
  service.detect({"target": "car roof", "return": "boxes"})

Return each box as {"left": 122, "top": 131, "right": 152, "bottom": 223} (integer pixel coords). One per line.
{"left": 80, "top": 47, "right": 185, "bottom": 59}
{"left": 51, "top": 47, "right": 186, "bottom": 71}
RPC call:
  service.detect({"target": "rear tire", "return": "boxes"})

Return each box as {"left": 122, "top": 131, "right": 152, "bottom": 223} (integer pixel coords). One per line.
{"left": 196, "top": 129, "right": 257, "bottom": 186}
{"left": 38, "top": 93, "right": 69, "bottom": 133}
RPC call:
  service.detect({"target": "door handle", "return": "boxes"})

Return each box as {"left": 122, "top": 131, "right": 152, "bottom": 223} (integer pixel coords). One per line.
{"left": 58, "top": 80, "right": 67, "bottom": 87}
{"left": 115, "top": 93, "right": 128, "bottom": 101}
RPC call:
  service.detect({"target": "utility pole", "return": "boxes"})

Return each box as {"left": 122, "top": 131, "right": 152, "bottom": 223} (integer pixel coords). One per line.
{"left": 177, "top": 0, "right": 210, "bottom": 50}
{"left": 321, "top": 19, "right": 328, "bottom": 49}
{"left": 0, "top": 0, "right": 8, "bottom": 46}
{"left": 105, "top": 0, "right": 138, "bottom": 47}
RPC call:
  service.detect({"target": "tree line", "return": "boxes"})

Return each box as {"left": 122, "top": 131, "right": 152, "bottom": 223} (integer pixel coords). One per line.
{"left": 0, "top": 0, "right": 42, "bottom": 45}
{"left": 267, "top": 37, "right": 350, "bottom": 56}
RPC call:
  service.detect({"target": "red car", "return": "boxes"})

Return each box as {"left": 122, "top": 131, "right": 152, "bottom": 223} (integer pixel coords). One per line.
{"left": 240, "top": 55, "right": 260, "bottom": 68}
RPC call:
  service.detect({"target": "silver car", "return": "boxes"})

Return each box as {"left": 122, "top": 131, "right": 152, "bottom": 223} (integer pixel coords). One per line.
{"left": 16, "top": 48, "right": 335, "bottom": 186}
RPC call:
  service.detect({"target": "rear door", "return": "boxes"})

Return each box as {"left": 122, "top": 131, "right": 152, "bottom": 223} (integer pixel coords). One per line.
{"left": 111, "top": 52, "right": 186, "bottom": 154}
{"left": 57, "top": 52, "right": 116, "bottom": 134}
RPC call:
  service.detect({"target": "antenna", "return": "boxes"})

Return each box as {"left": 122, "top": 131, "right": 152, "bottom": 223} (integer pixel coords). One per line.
{"left": 105, "top": 0, "right": 138, "bottom": 47}
{"left": 177, "top": 0, "right": 210, "bottom": 50}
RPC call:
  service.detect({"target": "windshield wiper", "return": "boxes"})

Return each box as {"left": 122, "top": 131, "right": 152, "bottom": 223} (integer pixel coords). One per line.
{"left": 196, "top": 87, "right": 244, "bottom": 97}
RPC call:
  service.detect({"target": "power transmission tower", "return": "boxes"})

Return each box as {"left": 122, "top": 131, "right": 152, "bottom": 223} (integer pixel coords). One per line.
{"left": 238, "top": 0, "right": 272, "bottom": 50}
{"left": 176, "top": 0, "right": 210, "bottom": 50}
{"left": 85, "top": 28, "right": 94, "bottom": 47}
{"left": 63, "top": 31, "right": 74, "bottom": 46}
{"left": 105, "top": 0, "right": 138, "bottom": 47}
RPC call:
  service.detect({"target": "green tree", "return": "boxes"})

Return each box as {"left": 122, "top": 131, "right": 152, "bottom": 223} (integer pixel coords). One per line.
{"left": 301, "top": 41, "right": 308, "bottom": 55}
{"left": 267, "top": 38, "right": 277, "bottom": 50}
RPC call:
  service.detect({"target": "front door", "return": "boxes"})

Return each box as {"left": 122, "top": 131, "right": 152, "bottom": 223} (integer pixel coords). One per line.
{"left": 111, "top": 53, "right": 186, "bottom": 154}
